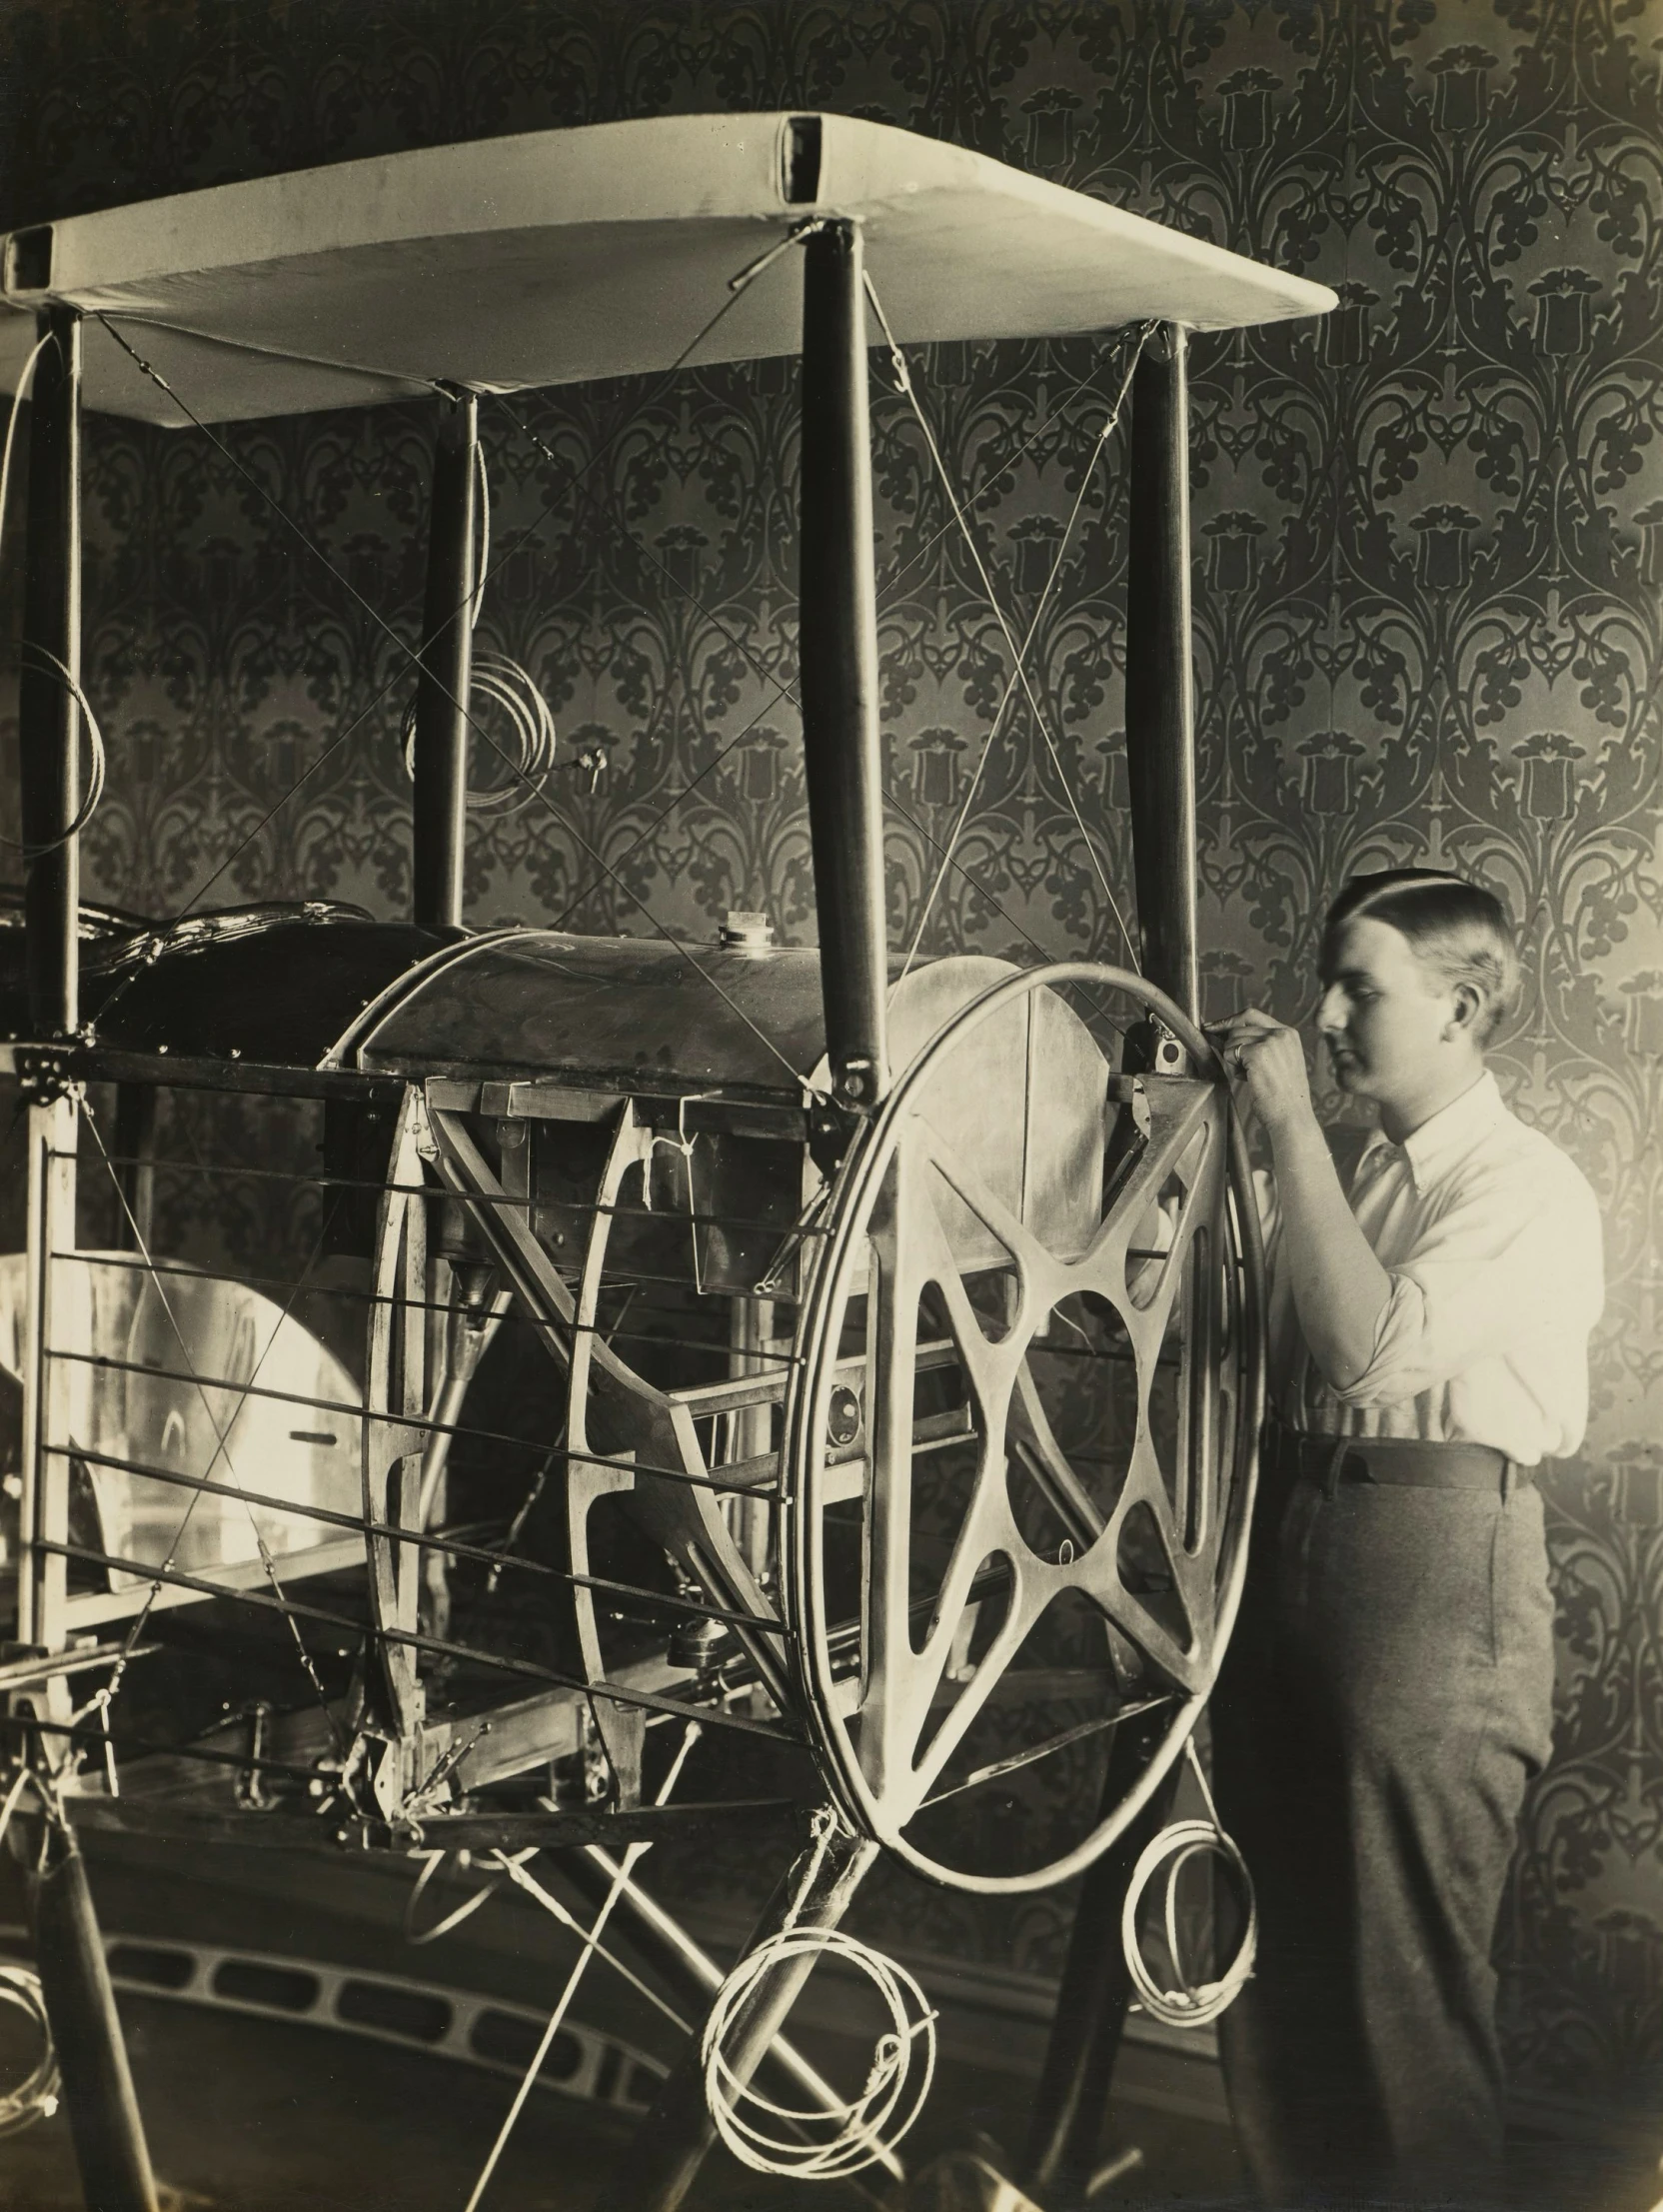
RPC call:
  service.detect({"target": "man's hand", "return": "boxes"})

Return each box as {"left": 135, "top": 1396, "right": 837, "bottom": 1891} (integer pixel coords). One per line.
{"left": 1209, "top": 1008, "right": 1390, "bottom": 1394}
{"left": 1211, "top": 1010, "right": 1320, "bottom": 1141}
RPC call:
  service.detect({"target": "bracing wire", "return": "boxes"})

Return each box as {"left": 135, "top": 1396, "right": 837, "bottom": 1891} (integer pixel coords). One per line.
{"left": 93, "top": 285, "right": 829, "bottom": 1103}
{"left": 460, "top": 1720, "right": 702, "bottom": 2212}
{"left": 488, "top": 1852, "right": 694, "bottom": 2033}
{"left": 78, "top": 256, "right": 767, "bottom": 1019}
{"left": 508, "top": 392, "right": 1123, "bottom": 989}
{"left": 862, "top": 277, "right": 1147, "bottom": 975}
{"left": 81, "top": 269, "right": 1143, "bottom": 1022}
{"left": 79, "top": 1102, "right": 346, "bottom": 1745}
{"left": 507, "top": 324, "right": 1141, "bottom": 765}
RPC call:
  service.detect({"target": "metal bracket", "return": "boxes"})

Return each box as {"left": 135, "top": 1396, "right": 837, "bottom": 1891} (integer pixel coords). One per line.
{"left": 16, "top": 1046, "right": 78, "bottom": 1106}
{"left": 807, "top": 1096, "right": 858, "bottom": 1180}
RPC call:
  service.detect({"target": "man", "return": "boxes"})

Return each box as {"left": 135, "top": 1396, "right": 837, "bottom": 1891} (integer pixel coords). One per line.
{"left": 1209, "top": 868, "right": 1603, "bottom": 2208}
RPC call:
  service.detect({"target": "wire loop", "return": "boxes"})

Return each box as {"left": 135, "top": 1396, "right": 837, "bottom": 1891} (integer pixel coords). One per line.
{"left": 699, "top": 1812, "right": 932, "bottom": 2179}
{"left": 0, "top": 1967, "right": 60, "bottom": 2138}
{"left": 401, "top": 653, "right": 559, "bottom": 815}
{"left": 0, "top": 643, "right": 108, "bottom": 855}
{"left": 1120, "top": 1736, "right": 1257, "bottom": 2029}
{"left": 701, "top": 1922, "right": 935, "bottom": 2178}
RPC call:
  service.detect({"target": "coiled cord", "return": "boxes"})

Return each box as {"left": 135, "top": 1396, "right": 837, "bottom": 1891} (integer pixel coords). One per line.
{"left": 0, "top": 644, "right": 109, "bottom": 856}
{"left": 400, "top": 653, "right": 558, "bottom": 815}
{"left": 1120, "top": 1736, "right": 1257, "bottom": 2030}
{"left": 0, "top": 1768, "right": 59, "bottom": 2139}
{"left": 700, "top": 1816, "right": 934, "bottom": 2180}
{"left": 0, "top": 1966, "right": 60, "bottom": 2138}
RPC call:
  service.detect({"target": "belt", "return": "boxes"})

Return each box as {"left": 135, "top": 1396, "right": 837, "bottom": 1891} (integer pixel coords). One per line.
{"left": 1269, "top": 1423, "right": 1526, "bottom": 1500}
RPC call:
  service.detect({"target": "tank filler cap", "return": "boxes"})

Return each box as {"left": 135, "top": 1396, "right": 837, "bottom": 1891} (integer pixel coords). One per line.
{"left": 719, "top": 910, "right": 776, "bottom": 951}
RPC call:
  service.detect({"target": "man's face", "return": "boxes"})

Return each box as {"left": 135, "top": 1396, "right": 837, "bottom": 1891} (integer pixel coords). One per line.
{"left": 1316, "top": 917, "right": 1455, "bottom": 1106}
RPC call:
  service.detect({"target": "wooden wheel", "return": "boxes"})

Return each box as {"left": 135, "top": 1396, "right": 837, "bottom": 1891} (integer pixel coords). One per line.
{"left": 784, "top": 965, "right": 1264, "bottom": 1894}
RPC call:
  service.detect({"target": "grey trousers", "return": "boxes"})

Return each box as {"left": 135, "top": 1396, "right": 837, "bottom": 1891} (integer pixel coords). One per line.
{"left": 1210, "top": 1450, "right": 1556, "bottom": 2209}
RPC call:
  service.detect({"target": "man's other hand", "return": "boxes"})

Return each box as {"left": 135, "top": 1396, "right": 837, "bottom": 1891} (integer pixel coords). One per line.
{"left": 1211, "top": 1010, "right": 1319, "bottom": 1140}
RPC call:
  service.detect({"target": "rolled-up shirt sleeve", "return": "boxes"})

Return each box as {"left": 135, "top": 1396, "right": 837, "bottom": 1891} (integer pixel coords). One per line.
{"left": 1332, "top": 1161, "right": 1604, "bottom": 1408}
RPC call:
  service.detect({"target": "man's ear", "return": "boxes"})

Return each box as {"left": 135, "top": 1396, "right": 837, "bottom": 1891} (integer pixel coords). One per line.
{"left": 1445, "top": 981, "right": 1485, "bottom": 1040}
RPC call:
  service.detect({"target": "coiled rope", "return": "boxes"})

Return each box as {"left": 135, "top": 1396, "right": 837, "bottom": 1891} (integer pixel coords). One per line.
{"left": 1120, "top": 1735, "right": 1256, "bottom": 2030}
{"left": 700, "top": 1811, "right": 935, "bottom": 2180}
{"left": 0, "top": 1769, "right": 60, "bottom": 2136}
{"left": 400, "top": 653, "right": 559, "bottom": 815}
{"left": 0, "top": 1967, "right": 60, "bottom": 2138}
{"left": 399, "top": 437, "right": 557, "bottom": 813}
{"left": 0, "top": 644, "right": 109, "bottom": 855}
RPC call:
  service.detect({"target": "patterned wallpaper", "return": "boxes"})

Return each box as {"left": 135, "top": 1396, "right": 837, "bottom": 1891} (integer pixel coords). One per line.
{"left": 1, "top": 0, "right": 1660, "bottom": 2127}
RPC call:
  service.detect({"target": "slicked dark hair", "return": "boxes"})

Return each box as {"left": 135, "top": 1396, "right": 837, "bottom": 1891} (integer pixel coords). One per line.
{"left": 1323, "top": 868, "right": 1521, "bottom": 1046}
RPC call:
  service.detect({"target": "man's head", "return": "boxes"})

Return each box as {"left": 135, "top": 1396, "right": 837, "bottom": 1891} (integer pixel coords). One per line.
{"left": 1316, "top": 869, "right": 1521, "bottom": 1132}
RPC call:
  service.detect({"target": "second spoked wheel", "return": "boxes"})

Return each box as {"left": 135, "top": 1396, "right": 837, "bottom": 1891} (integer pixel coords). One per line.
{"left": 786, "top": 963, "right": 1265, "bottom": 1893}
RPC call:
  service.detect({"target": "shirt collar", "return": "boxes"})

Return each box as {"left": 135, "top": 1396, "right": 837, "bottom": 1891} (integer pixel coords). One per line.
{"left": 1354, "top": 1070, "right": 1506, "bottom": 1195}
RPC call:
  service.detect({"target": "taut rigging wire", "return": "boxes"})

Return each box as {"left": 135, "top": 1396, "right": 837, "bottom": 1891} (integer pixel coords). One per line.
{"left": 459, "top": 1720, "right": 702, "bottom": 2212}
{"left": 80, "top": 1100, "right": 349, "bottom": 1744}
{"left": 862, "top": 273, "right": 1148, "bottom": 975}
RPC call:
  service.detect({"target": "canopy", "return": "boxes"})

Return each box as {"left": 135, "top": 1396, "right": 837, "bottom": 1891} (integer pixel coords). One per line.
{"left": 0, "top": 111, "right": 1333, "bottom": 426}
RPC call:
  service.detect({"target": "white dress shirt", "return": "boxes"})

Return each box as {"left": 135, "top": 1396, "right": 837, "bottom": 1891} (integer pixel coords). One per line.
{"left": 1260, "top": 1070, "right": 1604, "bottom": 1465}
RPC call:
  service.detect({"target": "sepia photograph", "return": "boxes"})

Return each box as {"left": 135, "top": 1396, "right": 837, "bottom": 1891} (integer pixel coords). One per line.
{"left": 0, "top": 3, "right": 1653, "bottom": 2208}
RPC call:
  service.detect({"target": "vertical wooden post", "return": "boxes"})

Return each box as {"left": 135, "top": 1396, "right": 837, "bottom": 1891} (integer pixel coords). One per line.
{"left": 1020, "top": 1714, "right": 1180, "bottom": 2199}
{"left": 20, "top": 304, "right": 82, "bottom": 1039}
{"left": 15, "top": 300, "right": 155, "bottom": 2212}
{"left": 32, "top": 1823, "right": 159, "bottom": 2212}
{"left": 1123, "top": 323, "right": 1198, "bottom": 1020}
{"left": 1023, "top": 322, "right": 1199, "bottom": 2197}
{"left": 18, "top": 1093, "right": 74, "bottom": 1655}
{"left": 412, "top": 389, "right": 478, "bottom": 929}
{"left": 799, "top": 221, "right": 888, "bottom": 1109}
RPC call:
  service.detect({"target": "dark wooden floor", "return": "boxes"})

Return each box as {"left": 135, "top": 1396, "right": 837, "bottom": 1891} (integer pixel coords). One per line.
{"left": 0, "top": 1829, "right": 1246, "bottom": 2212}
{"left": 0, "top": 1988, "right": 1249, "bottom": 2211}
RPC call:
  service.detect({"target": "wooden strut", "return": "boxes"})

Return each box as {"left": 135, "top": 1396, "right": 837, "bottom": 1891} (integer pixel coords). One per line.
{"left": 592, "top": 1816, "right": 876, "bottom": 2212}
{"left": 20, "top": 303, "right": 82, "bottom": 1038}
{"left": 18, "top": 299, "right": 160, "bottom": 2212}
{"left": 1022, "top": 319, "right": 1204, "bottom": 2196}
{"left": 1123, "top": 323, "right": 1199, "bottom": 1024}
{"left": 798, "top": 219, "right": 889, "bottom": 1110}
{"left": 31, "top": 1821, "right": 160, "bottom": 2212}
{"left": 588, "top": 217, "right": 894, "bottom": 2212}
{"left": 411, "top": 388, "right": 479, "bottom": 930}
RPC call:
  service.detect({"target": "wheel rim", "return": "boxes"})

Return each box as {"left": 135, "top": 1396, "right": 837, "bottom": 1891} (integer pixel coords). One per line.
{"left": 785, "top": 964, "right": 1265, "bottom": 1894}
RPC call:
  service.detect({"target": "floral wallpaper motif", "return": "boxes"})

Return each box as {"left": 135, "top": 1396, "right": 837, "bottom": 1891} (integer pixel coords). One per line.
{"left": 1, "top": 0, "right": 1660, "bottom": 2126}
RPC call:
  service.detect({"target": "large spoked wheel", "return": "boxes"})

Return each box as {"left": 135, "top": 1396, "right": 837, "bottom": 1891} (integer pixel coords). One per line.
{"left": 785, "top": 965, "right": 1265, "bottom": 1893}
